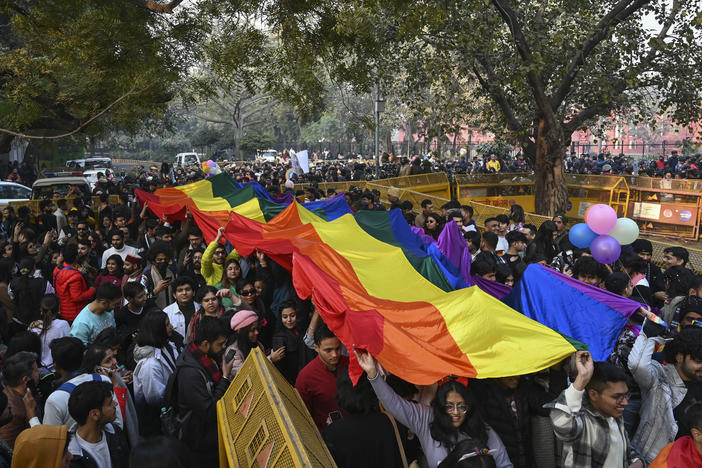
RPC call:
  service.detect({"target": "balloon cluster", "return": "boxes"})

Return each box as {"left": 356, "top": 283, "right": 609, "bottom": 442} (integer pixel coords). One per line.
{"left": 568, "top": 204, "right": 639, "bottom": 264}
{"left": 201, "top": 160, "right": 221, "bottom": 176}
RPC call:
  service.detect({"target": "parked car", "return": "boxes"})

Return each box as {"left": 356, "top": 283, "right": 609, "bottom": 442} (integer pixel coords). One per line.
{"left": 0, "top": 182, "right": 31, "bottom": 207}
{"left": 32, "top": 176, "right": 91, "bottom": 200}
{"left": 175, "top": 152, "right": 201, "bottom": 166}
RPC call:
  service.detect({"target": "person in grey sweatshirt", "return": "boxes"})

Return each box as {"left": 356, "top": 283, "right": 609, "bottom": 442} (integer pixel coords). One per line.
{"left": 355, "top": 350, "right": 513, "bottom": 468}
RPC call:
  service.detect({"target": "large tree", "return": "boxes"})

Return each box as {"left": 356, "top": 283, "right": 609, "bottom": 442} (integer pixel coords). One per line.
{"left": 268, "top": 0, "right": 702, "bottom": 214}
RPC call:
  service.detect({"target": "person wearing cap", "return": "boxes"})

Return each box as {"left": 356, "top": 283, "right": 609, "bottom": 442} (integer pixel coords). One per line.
{"left": 11, "top": 424, "right": 70, "bottom": 468}
{"left": 57, "top": 209, "right": 79, "bottom": 246}
{"left": 632, "top": 239, "right": 665, "bottom": 304}
{"left": 386, "top": 187, "right": 401, "bottom": 204}
{"left": 223, "top": 310, "right": 285, "bottom": 378}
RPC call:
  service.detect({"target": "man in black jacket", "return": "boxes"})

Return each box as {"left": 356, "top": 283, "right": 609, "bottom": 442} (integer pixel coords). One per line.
{"left": 175, "top": 316, "right": 233, "bottom": 467}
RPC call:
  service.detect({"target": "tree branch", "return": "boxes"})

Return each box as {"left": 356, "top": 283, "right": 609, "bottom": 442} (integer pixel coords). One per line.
{"left": 490, "top": 0, "right": 554, "bottom": 126}
{"left": 131, "top": 0, "right": 185, "bottom": 14}
{"left": 551, "top": 0, "right": 650, "bottom": 111}
{"left": 192, "top": 114, "right": 233, "bottom": 126}
{"left": 0, "top": 84, "right": 139, "bottom": 140}
{"left": 470, "top": 60, "right": 521, "bottom": 132}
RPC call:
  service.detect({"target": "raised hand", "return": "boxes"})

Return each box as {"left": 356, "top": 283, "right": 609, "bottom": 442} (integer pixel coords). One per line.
{"left": 353, "top": 349, "right": 378, "bottom": 379}
{"left": 573, "top": 351, "right": 594, "bottom": 391}
{"left": 215, "top": 226, "right": 225, "bottom": 242}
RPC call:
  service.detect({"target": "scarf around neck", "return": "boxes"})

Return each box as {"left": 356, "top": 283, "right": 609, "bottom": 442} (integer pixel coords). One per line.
{"left": 187, "top": 342, "right": 222, "bottom": 383}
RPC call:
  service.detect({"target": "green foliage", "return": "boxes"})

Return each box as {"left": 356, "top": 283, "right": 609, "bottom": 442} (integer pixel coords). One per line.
{"left": 475, "top": 140, "right": 513, "bottom": 157}
{"left": 240, "top": 129, "right": 276, "bottom": 155}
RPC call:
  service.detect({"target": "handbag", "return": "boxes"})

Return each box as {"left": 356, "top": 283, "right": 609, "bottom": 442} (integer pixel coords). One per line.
{"left": 382, "top": 409, "right": 409, "bottom": 468}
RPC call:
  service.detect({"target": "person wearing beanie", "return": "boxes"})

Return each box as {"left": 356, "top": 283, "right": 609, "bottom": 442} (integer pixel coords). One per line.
{"left": 11, "top": 424, "right": 69, "bottom": 468}
{"left": 632, "top": 238, "right": 665, "bottom": 305}
{"left": 222, "top": 309, "right": 285, "bottom": 378}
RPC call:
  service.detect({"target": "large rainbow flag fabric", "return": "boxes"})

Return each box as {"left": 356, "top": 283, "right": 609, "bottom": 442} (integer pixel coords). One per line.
{"left": 137, "top": 175, "right": 584, "bottom": 384}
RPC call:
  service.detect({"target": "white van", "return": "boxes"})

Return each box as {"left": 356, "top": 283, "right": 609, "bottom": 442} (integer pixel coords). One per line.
{"left": 175, "top": 152, "right": 201, "bottom": 166}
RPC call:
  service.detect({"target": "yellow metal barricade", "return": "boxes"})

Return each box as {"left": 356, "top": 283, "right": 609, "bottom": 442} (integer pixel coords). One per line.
{"left": 217, "top": 347, "right": 336, "bottom": 468}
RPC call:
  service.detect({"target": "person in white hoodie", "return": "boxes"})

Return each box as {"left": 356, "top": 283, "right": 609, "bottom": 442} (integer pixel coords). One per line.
{"left": 132, "top": 310, "right": 181, "bottom": 436}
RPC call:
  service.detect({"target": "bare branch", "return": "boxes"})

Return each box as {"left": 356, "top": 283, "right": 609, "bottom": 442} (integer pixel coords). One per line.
{"left": 192, "top": 114, "right": 233, "bottom": 126}
{"left": 470, "top": 59, "right": 521, "bottom": 132}
{"left": 490, "top": 0, "right": 554, "bottom": 126}
{"left": 551, "top": 0, "right": 650, "bottom": 110}
{"left": 0, "top": 84, "right": 140, "bottom": 140}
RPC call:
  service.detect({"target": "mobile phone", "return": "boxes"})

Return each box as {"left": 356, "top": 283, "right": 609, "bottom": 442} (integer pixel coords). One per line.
{"left": 225, "top": 348, "right": 236, "bottom": 363}
{"left": 272, "top": 337, "right": 285, "bottom": 350}
{"left": 329, "top": 411, "right": 342, "bottom": 422}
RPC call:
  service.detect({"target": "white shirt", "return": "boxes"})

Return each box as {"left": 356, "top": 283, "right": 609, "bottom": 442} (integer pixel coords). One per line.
{"left": 602, "top": 417, "right": 625, "bottom": 468}
{"left": 163, "top": 301, "right": 200, "bottom": 338}
{"left": 101, "top": 244, "right": 140, "bottom": 268}
{"left": 30, "top": 319, "right": 71, "bottom": 368}
{"left": 496, "top": 236, "right": 509, "bottom": 253}
{"left": 69, "top": 428, "right": 113, "bottom": 468}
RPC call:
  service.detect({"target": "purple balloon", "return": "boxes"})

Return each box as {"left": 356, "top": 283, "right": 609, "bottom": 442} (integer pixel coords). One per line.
{"left": 591, "top": 235, "right": 621, "bottom": 264}
{"left": 586, "top": 204, "right": 617, "bottom": 234}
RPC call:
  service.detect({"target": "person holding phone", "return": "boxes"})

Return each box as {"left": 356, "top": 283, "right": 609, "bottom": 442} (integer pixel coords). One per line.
{"left": 272, "top": 300, "right": 316, "bottom": 385}
{"left": 222, "top": 309, "right": 285, "bottom": 378}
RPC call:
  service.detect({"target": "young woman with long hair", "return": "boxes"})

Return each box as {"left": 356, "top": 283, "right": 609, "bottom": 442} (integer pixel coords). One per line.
{"left": 94, "top": 254, "right": 124, "bottom": 289}
{"left": 29, "top": 294, "right": 70, "bottom": 373}
{"left": 132, "top": 310, "right": 181, "bottom": 436}
{"left": 222, "top": 309, "right": 284, "bottom": 378}
{"left": 215, "top": 259, "right": 241, "bottom": 308}
{"left": 355, "top": 351, "right": 513, "bottom": 468}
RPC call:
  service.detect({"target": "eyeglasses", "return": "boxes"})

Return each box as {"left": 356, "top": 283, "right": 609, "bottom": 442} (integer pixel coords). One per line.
{"left": 444, "top": 403, "right": 468, "bottom": 414}
{"left": 608, "top": 392, "right": 631, "bottom": 404}
{"left": 77, "top": 227, "right": 87, "bottom": 231}
{"left": 240, "top": 289, "right": 255, "bottom": 296}
{"left": 214, "top": 251, "right": 226, "bottom": 256}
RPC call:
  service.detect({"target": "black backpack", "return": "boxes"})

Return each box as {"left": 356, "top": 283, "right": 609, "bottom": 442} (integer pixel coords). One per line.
{"left": 160, "top": 365, "right": 210, "bottom": 438}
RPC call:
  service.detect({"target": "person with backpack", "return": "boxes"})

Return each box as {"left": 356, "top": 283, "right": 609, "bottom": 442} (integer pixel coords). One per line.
{"left": 171, "top": 316, "right": 233, "bottom": 467}
{"left": 132, "top": 311, "right": 181, "bottom": 437}
{"left": 9, "top": 257, "right": 52, "bottom": 334}
{"left": 43, "top": 345, "right": 124, "bottom": 434}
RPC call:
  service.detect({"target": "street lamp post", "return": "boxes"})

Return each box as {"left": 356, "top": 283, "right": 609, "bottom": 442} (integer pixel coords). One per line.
{"left": 374, "top": 79, "right": 385, "bottom": 179}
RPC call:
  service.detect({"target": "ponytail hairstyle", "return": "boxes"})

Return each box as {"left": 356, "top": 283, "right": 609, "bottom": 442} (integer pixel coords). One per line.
{"left": 38, "top": 294, "right": 60, "bottom": 338}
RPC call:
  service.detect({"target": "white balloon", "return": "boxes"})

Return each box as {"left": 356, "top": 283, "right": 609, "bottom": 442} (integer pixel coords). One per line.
{"left": 608, "top": 218, "right": 639, "bottom": 245}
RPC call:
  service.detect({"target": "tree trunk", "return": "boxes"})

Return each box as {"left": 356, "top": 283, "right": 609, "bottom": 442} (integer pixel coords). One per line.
{"left": 533, "top": 118, "right": 568, "bottom": 216}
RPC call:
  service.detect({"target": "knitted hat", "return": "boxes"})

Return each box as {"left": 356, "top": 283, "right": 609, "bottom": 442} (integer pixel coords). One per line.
{"left": 631, "top": 239, "right": 653, "bottom": 254}
{"left": 230, "top": 310, "right": 258, "bottom": 331}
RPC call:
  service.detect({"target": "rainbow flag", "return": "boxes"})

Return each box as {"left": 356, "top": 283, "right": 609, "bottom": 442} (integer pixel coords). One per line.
{"left": 137, "top": 176, "right": 584, "bottom": 384}
{"left": 503, "top": 264, "right": 640, "bottom": 361}
{"left": 135, "top": 173, "right": 351, "bottom": 240}
{"left": 222, "top": 203, "right": 583, "bottom": 384}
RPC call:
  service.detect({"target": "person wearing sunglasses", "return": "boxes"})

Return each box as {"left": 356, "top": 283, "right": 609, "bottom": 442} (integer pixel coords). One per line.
{"left": 355, "top": 350, "right": 513, "bottom": 468}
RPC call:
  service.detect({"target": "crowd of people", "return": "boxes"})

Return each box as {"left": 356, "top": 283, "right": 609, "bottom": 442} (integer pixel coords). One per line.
{"left": 0, "top": 155, "right": 699, "bottom": 468}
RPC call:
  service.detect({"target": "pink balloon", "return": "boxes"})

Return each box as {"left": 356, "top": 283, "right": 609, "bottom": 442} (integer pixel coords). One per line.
{"left": 586, "top": 204, "right": 617, "bottom": 234}
{"left": 207, "top": 160, "right": 215, "bottom": 167}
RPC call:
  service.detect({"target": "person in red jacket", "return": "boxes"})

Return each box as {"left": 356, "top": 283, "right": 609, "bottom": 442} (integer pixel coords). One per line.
{"left": 54, "top": 243, "right": 95, "bottom": 323}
